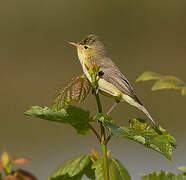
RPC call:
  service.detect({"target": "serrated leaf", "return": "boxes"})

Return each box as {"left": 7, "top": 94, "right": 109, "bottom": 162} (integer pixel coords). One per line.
{"left": 140, "top": 171, "right": 186, "bottom": 180}
{"left": 48, "top": 155, "right": 95, "bottom": 180}
{"left": 137, "top": 71, "right": 186, "bottom": 95}
{"left": 92, "top": 158, "right": 131, "bottom": 180}
{"left": 136, "top": 72, "right": 161, "bottom": 82}
{"left": 52, "top": 74, "right": 91, "bottom": 111}
{"left": 98, "top": 115, "right": 176, "bottom": 161}
{"left": 24, "top": 105, "right": 91, "bottom": 135}
{"left": 121, "top": 119, "right": 176, "bottom": 161}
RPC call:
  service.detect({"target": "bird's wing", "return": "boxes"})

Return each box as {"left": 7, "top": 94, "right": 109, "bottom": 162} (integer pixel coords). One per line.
{"left": 90, "top": 58, "right": 161, "bottom": 131}
{"left": 99, "top": 65, "right": 143, "bottom": 105}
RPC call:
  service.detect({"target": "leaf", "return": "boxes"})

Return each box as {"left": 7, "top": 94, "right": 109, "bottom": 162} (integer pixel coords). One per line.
{"left": 52, "top": 74, "right": 91, "bottom": 111}
{"left": 93, "top": 113, "right": 112, "bottom": 122}
{"left": 140, "top": 171, "right": 186, "bottom": 180}
{"left": 98, "top": 115, "right": 176, "bottom": 161}
{"left": 4, "top": 176, "right": 19, "bottom": 180}
{"left": 152, "top": 76, "right": 184, "bottom": 90}
{"left": 24, "top": 105, "right": 91, "bottom": 135}
{"left": 15, "top": 169, "right": 38, "bottom": 180}
{"left": 92, "top": 158, "right": 131, "bottom": 180}
{"left": 178, "top": 166, "right": 186, "bottom": 175}
{"left": 1, "top": 152, "right": 10, "bottom": 167}
{"left": 136, "top": 71, "right": 186, "bottom": 95}
{"left": 93, "top": 113, "right": 129, "bottom": 136}
{"left": 136, "top": 71, "right": 161, "bottom": 82}
{"left": 48, "top": 155, "right": 95, "bottom": 180}
{"left": 12, "top": 158, "right": 30, "bottom": 165}
{"left": 87, "top": 63, "right": 100, "bottom": 91}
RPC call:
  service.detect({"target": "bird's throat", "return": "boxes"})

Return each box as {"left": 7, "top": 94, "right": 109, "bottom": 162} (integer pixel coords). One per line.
{"left": 77, "top": 54, "right": 92, "bottom": 82}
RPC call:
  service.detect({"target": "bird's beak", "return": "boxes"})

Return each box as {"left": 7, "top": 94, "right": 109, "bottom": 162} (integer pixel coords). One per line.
{"left": 68, "top": 42, "right": 78, "bottom": 47}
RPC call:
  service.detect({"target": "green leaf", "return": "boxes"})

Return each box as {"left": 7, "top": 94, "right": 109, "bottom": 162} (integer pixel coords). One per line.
{"left": 140, "top": 171, "right": 186, "bottom": 180}
{"left": 88, "top": 63, "right": 100, "bottom": 91}
{"left": 24, "top": 105, "right": 91, "bottom": 135}
{"left": 121, "top": 119, "right": 176, "bottom": 161}
{"left": 52, "top": 74, "right": 91, "bottom": 111}
{"left": 1, "top": 152, "right": 10, "bottom": 167}
{"left": 178, "top": 166, "right": 186, "bottom": 175}
{"left": 136, "top": 71, "right": 161, "bottom": 82}
{"left": 48, "top": 154, "right": 95, "bottom": 180}
{"left": 93, "top": 113, "right": 129, "bottom": 136}
{"left": 92, "top": 158, "right": 131, "bottom": 180}
{"left": 93, "top": 113, "right": 112, "bottom": 122}
{"left": 152, "top": 76, "right": 184, "bottom": 90}
{"left": 136, "top": 71, "right": 186, "bottom": 95}
{"left": 1, "top": 152, "right": 12, "bottom": 175}
{"left": 98, "top": 115, "right": 176, "bottom": 161}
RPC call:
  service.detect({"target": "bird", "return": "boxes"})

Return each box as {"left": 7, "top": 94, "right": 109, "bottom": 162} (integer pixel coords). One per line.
{"left": 69, "top": 34, "right": 160, "bottom": 131}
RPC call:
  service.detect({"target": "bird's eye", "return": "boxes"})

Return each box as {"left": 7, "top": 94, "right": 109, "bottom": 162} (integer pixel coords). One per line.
{"left": 84, "top": 45, "right": 88, "bottom": 49}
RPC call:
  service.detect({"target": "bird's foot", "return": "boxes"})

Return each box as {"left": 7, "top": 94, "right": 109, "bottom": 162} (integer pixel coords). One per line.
{"left": 106, "top": 100, "right": 120, "bottom": 114}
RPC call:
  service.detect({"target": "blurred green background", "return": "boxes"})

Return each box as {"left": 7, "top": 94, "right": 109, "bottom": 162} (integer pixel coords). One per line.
{"left": 0, "top": 0, "right": 186, "bottom": 179}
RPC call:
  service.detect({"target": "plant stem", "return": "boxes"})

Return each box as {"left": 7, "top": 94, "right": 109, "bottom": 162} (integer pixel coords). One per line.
{"left": 101, "top": 138, "right": 109, "bottom": 180}
{"left": 95, "top": 93, "right": 103, "bottom": 113}
{"left": 105, "top": 134, "right": 112, "bottom": 144}
{"left": 95, "top": 93, "right": 110, "bottom": 180}
{"left": 88, "top": 123, "right": 101, "bottom": 142}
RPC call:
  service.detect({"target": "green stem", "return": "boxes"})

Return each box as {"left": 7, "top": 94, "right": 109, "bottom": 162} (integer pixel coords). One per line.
{"left": 95, "top": 93, "right": 103, "bottom": 113}
{"left": 101, "top": 139, "right": 109, "bottom": 180}
{"left": 95, "top": 93, "right": 110, "bottom": 180}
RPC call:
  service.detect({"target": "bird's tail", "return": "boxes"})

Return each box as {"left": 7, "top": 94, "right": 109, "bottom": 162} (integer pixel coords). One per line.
{"left": 138, "top": 105, "right": 158, "bottom": 128}
{"left": 122, "top": 94, "right": 162, "bottom": 134}
{"left": 138, "top": 105, "right": 162, "bottom": 134}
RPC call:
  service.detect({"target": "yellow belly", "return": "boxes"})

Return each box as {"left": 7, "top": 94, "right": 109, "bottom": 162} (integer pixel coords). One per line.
{"left": 98, "top": 78, "right": 139, "bottom": 108}
{"left": 98, "top": 78, "right": 123, "bottom": 100}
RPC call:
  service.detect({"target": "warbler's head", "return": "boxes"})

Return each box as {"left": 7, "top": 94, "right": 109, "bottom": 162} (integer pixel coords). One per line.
{"left": 69, "top": 34, "right": 106, "bottom": 60}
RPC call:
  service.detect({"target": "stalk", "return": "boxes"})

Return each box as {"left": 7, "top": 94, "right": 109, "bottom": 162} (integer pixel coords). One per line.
{"left": 95, "top": 93, "right": 110, "bottom": 180}
{"left": 90, "top": 65, "right": 110, "bottom": 180}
